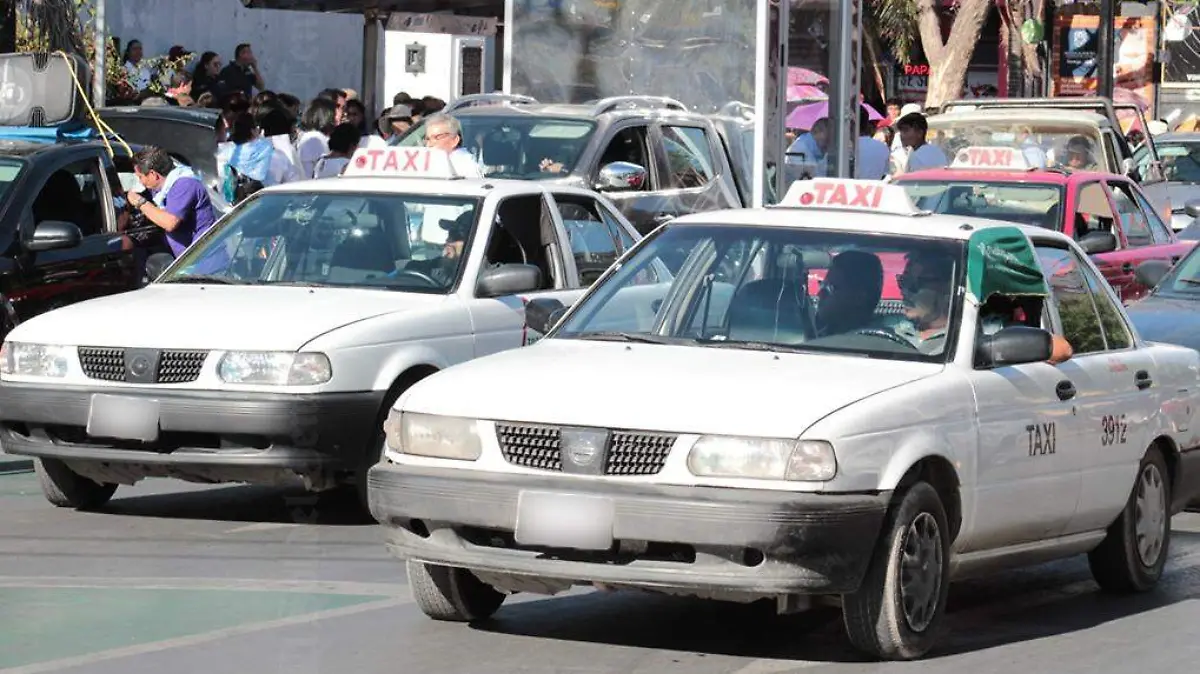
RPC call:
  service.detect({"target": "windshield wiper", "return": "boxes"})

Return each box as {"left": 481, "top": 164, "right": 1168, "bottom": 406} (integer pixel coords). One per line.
{"left": 1175, "top": 278, "right": 1200, "bottom": 285}
{"left": 696, "top": 338, "right": 816, "bottom": 355}
{"left": 160, "top": 275, "right": 242, "bottom": 285}
{"left": 573, "top": 332, "right": 677, "bottom": 345}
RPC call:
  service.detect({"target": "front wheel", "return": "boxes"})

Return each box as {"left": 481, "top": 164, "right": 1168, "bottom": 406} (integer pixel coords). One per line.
{"left": 842, "top": 482, "right": 950, "bottom": 661}
{"left": 35, "top": 458, "right": 118, "bottom": 510}
{"left": 1088, "top": 446, "right": 1171, "bottom": 593}
{"left": 407, "top": 561, "right": 507, "bottom": 622}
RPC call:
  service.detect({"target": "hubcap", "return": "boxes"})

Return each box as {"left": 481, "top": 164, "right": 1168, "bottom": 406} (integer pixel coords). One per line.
{"left": 899, "top": 511, "right": 943, "bottom": 633}
{"left": 1135, "top": 462, "right": 1167, "bottom": 568}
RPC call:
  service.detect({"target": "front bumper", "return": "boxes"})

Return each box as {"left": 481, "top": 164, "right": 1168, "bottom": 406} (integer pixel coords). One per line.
{"left": 368, "top": 462, "right": 890, "bottom": 595}
{"left": 0, "top": 381, "right": 384, "bottom": 470}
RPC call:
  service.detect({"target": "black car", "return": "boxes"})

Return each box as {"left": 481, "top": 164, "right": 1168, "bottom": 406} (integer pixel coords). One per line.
{"left": 1125, "top": 247, "right": 1200, "bottom": 348}
{"left": 393, "top": 95, "right": 743, "bottom": 236}
{"left": 0, "top": 131, "right": 158, "bottom": 336}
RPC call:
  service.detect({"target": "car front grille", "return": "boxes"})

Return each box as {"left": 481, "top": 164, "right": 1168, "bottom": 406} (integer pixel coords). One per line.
{"left": 77, "top": 347, "right": 208, "bottom": 384}
{"left": 495, "top": 423, "right": 676, "bottom": 476}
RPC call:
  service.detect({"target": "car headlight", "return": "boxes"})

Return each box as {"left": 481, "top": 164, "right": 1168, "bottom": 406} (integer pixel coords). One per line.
{"left": 386, "top": 410, "right": 481, "bottom": 461}
{"left": 0, "top": 342, "right": 70, "bottom": 378}
{"left": 687, "top": 436, "right": 836, "bottom": 481}
{"left": 217, "top": 351, "right": 332, "bottom": 385}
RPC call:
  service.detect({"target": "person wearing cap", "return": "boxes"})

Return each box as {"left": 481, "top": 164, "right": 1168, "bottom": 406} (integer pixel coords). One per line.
{"left": 385, "top": 105, "right": 415, "bottom": 137}
{"left": 1053, "top": 135, "right": 1097, "bottom": 170}
{"left": 422, "top": 113, "right": 483, "bottom": 178}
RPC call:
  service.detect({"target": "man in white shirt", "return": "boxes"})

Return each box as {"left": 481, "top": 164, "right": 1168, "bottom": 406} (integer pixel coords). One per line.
{"left": 896, "top": 112, "right": 948, "bottom": 174}
{"left": 422, "top": 113, "right": 483, "bottom": 178}
{"left": 856, "top": 109, "right": 891, "bottom": 179}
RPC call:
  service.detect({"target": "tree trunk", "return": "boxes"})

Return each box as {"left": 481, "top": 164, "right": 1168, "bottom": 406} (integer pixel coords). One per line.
{"left": 0, "top": 0, "right": 16, "bottom": 54}
{"left": 918, "top": 0, "right": 993, "bottom": 109}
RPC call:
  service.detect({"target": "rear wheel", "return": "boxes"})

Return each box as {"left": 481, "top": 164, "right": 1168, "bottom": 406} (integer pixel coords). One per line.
{"left": 1088, "top": 446, "right": 1171, "bottom": 593}
{"left": 407, "top": 561, "right": 507, "bottom": 622}
{"left": 35, "top": 458, "right": 117, "bottom": 510}
{"left": 842, "top": 482, "right": 950, "bottom": 661}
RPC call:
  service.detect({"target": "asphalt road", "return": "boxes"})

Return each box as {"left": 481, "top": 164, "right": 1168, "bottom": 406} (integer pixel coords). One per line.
{"left": 3, "top": 471, "right": 1200, "bottom": 673}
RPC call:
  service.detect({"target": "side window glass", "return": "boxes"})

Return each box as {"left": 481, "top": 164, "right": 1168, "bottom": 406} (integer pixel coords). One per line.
{"left": 599, "top": 206, "right": 635, "bottom": 252}
{"left": 1077, "top": 251, "right": 1132, "bottom": 350}
{"left": 32, "top": 159, "right": 106, "bottom": 237}
{"left": 1072, "top": 182, "right": 1115, "bottom": 243}
{"left": 597, "top": 125, "right": 652, "bottom": 189}
{"left": 553, "top": 196, "right": 619, "bottom": 285}
{"left": 491, "top": 195, "right": 557, "bottom": 290}
{"left": 661, "top": 126, "right": 716, "bottom": 189}
{"left": 1107, "top": 182, "right": 1153, "bottom": 247}
{"left": 1129, "top": 187, "right": 1174, "bottom": 243}
{"left": 1036, "top": 246, "right": 1108, "bottom": 354}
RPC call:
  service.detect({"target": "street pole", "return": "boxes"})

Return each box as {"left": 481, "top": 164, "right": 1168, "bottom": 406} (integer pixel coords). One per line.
{"left": 92, "top": 0, "right": 105, "bottom": 106}
{"left": 1097, "top": 0, "right": 1115, "bottom": 100}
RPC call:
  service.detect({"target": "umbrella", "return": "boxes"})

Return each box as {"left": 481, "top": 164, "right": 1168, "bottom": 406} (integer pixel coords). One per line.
{"left": 786, "top": 100, "right": 883, "bottom": 131}
{"left": 788, "top": 67, "right": 829, "bottom": 86}
{"left": 787, "top": 84, "right": 827, "bottom": 102}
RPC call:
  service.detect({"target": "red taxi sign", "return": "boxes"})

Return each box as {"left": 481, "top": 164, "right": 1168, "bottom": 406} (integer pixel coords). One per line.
{"left": 343, "top": 147, "right": 460, "bottom": 179}
{"left": 949, "top": 146, "right": 1031, "bottom": 171}
{"left": 779, "top": 178, "right": 920, "bottom": 216}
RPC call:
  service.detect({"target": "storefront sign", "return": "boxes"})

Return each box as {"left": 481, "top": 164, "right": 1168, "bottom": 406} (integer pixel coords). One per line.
{"left": 1051, "top": 8, "right": 1156, "bottom": 114}
{"left": 1162, "top": 1, "right": 1200, "bottom": 86}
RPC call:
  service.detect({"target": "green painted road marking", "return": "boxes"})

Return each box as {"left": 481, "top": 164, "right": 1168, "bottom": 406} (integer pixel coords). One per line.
{"left": 0, "top": 587, "right": 383, "bottom": 669}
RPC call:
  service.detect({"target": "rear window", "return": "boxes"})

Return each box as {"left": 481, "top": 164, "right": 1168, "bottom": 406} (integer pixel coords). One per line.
{"left": 900, "top": 180, "right": 1064, "bottom": 229}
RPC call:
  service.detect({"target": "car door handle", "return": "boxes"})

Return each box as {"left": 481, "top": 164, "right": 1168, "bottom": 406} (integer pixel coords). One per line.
{"left": 1135, "top": 370, "right": 1153, "bottom": 390}
{"left": 652, "top": 213, "right": 675, "bottom": 224}
{"left": 1122, "top": 262, "right": 1135, "bottom": 273}
{"left": 1056, "top": 380, "right": 1077, "bottom": 401}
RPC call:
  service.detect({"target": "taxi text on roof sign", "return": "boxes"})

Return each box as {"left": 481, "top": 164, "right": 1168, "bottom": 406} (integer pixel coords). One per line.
{"left": 949, "top": 146, "right": 1033, "bottom": 171}
{"left": 344, "top": 147, "right": 460, "bottom": 179}
{"left": 780, "top": 178, "right": 920, "bottom": 216}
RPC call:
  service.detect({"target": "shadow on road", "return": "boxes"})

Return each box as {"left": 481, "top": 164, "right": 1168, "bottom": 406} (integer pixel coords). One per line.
{"left": 469, "top": 527, "right": 1200, "bottom": 662}
{"left": 100, "top": 483, "right": 377, "bottom": 526}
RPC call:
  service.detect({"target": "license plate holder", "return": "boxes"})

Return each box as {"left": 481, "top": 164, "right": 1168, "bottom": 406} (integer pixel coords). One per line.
{"left": 86, "top": 394, "right": 160, "bottom": 442}
{"left": 514, "top": 491, "right": 614, "bottom": 551}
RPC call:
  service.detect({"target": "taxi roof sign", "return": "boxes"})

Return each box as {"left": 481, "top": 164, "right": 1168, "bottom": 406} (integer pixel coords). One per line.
{"left": 779, "top": 178, "right": 921, "bottom": 216}
{"left": 949, "top": 146, "right": 1033, "bottom": 171}
{"left": 343, "top": 147, "right": 461, "bottom": 179}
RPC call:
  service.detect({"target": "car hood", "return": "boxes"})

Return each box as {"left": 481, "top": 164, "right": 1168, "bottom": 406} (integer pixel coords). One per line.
{"left": 9, "top": 285, "right": 449, "bottom": 351}
{"left": 402, "top": 340, "right": 943, "bottom": 438}
{"left": 1126, "top": 293, "right": 1200, "bottom": 350}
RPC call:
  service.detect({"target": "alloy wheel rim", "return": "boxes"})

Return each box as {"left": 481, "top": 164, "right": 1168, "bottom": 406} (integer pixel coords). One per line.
{"left": 1135, "top": 462, "right": 1167, "bottom": 568}
{"left": 899, "top": 511, "right": 943, "bottom": 632}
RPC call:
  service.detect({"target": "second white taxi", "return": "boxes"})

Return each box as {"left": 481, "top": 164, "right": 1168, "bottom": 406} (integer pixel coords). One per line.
{"left": 368, "top": 178, "right": 1200, "bottom": 660}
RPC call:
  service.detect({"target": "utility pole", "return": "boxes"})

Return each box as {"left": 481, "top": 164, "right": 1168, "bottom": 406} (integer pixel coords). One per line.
{"left": 1097, "top": 0, "right": 1116, "bottom": 99}
{"left": 92, "top": 0, "right": 105, "bottom": 106}
{"left": 1, "top": 0, "right": 17, "bottom": 54}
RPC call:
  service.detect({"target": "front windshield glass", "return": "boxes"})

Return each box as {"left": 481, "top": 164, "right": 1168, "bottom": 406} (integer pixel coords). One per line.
{"left": 395, "top": 115, "right": 596, "bottom": 179}
{"left": 927, "top": 118, "right": 1105, "bottom": 171}
{"left": 160, "top": 192, "right": 481, "bottom": 293}
{"left": 1155, "top": 140, "right": 1200, "bottom": 183}
{"left": 0, "top": 158, "right": 24, "bottom": 203}
{"left": 900, "top": 181, "right": 1064, "bottom": 229}
{"left": 553, "top": 224, "right": 965, "bottom": 362}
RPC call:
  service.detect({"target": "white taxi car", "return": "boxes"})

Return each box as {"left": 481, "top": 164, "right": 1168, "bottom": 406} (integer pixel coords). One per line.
{"left": 0, "top": 147, "right": 649, "bottom": 510}
{"left": 368, "top": 178, "right": 1200, "bottom": 660}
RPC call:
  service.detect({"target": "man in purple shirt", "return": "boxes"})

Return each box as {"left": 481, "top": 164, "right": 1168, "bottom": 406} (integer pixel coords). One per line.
{"left": 126, "top": 146, "right": 217, "bottom": 257}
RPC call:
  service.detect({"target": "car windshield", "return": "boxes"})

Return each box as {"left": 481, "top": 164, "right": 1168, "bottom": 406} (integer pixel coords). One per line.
{"left": 1156, "top": 140, "right": 1200, "bottom": 183}
{"left": 899, "top": 181, "right": 1064, "bottom": 229}
{"left": 159, "top": 192, "right": 481, "bottom": 293}
{"left": 927, "top": 118, "right": 1105, "bottom": 171}
{"left": 395, "top": 115, "right": 596, "bottom": 179}
{"left": 0, "top": 158, "right": 24, "bottom": 204}
{"left": 1155, "top": 244, "right": 1200, "bottom": 296}
{"left": 552, "top": 224, "right": 965, "bottom": 362}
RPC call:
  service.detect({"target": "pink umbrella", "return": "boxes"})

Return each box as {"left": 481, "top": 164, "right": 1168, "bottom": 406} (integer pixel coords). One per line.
{"left": 786, "top": 100, "right": 883, "bottom": 131}
{"left": 788, "top": 67, "right": 829, "bottom": 86}
{"left": 787, "top": 84, "right": 827, "bottom": 102}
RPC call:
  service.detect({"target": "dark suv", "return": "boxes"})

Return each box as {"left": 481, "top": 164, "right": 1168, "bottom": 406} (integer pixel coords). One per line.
{"left": 393, "top": 95, "right": 743, "bottom": 235}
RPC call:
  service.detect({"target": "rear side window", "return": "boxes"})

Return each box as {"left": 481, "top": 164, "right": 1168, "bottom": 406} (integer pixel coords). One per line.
{"left": 661, "top": 125, "right": 716, "bottom": 189}
{"left": 1107, "top": 181, "right": 1153, "bottom": 247}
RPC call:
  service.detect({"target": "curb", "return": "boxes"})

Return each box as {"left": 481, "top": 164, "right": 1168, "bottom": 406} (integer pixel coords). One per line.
{"left": 0, "top": 458, "right": 33, "bottom": 474}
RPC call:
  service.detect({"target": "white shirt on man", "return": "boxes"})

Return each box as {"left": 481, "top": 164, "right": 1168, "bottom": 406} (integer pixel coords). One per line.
{"left": 449, "top": 147, "right": 483, "bottom": 178}
{"left": 295, "top": 130, "right": 330, "bottom": 182}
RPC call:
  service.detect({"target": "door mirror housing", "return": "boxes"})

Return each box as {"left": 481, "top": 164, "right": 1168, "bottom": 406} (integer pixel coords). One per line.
{"left": 476, "top": 264, "right": 543, "bottom": 298}
{"left": 26, "top": 220, "right": 83, "bottom": 252}
{"left": 1122, "top": 157, "right": 1139, "bottom": 179}
{"left": 1078, "top": 230, "right": 1118, "bottom": 255}
{"left": 1135, "top": 258, "right": 1172, "bottom": 289}
{"left": 525, "top": 297, "right": 569, "bottom": 335}
{"left": 595, "top": 161, "right": 648, "bottom": 192}
{"left": 1185, "top": 198, "right": 1200, "bottom": 220}
{"left": 975, "top": 326, "right": 1055, "bottom": 368}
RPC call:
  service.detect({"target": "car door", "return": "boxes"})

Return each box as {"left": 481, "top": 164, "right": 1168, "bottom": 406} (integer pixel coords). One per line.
{"left": 8, "top": 154, "right": 137, "bottom": 318}
{"left": 466, "top": 192, "right": 588, "bottom": 353}
{"left": 1106, "top": 179, "right": 1173, "bottom": 301}
{"left": 590, "top": 122, "right": 665, "bottom": 235}
{"left": 1126, "top": 179, "right": 1195, "bottom": 267}
{"left": 547, "top": 192, "right": 625, "bottom": 287}
{"left": 650, "top": 122, "right": 741, "bottom": 223}
{"left": 1067, "top": 181, "right": 1132, "bottom": 298}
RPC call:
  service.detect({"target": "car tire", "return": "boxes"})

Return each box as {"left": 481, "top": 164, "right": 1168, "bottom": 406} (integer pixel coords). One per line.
{"left": 406, "top": 560, "right": 507, "bottom": 622}
{"left": 1088, "top": 446, "right": 1171, "bottom": 593}
{"left": 842, "top": 481, "right": 950, "bottom": 661}
{"left": 354, "top": 371, "right": 437, "bottom": 513}
{"left": 35, "top": 458, "right": 117, "bottom": 510}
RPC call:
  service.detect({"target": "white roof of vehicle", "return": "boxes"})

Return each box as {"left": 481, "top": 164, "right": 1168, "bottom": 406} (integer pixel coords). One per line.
{"left": 257, "top": 175, "right": 589, "bottom": 199}
{"left": 929, "top": 108, "right": 1109, "bottom": 127}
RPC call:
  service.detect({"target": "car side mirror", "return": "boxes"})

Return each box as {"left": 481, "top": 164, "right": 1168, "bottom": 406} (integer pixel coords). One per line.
{"left": 1135, "top": 258, "right": 1172, "bottom": 289}
{"left": 1122, "top": 157, "right": 1138, "bottom": 177}
{"left": 476, "top": 263, "right": 543, "bottom": 298}
{"left": 975, "top": 326, "right": 1055, "bottom": 368}
{"left": 1186, "top": 198, "right": 1200, "bottom": 220}
{"left": 525, "top": 297, "right": 569, "bottom": 335}
{"left": 1078, "top": 230, "right": 1118, "bottom": 255}
{"left": 595, "top": 161, "right": 648, "bottom": 192}
{"left": 26, "top": 220, "right": 83, "bottom": 252}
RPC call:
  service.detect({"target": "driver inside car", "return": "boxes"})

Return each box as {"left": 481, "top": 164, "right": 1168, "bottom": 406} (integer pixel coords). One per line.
{"left": 390, "top": 210, "right": 472, "bottom": 287}
{"left": 890, "top": 250, "right": 956, "bottom": 355}
{"left": 814, "top": 250, "right": 884, "bottom": 337}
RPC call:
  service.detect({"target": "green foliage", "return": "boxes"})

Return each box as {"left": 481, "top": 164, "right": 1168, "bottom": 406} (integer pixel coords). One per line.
{"left": 866, "top": 0, "right": 921, "bottom": 64}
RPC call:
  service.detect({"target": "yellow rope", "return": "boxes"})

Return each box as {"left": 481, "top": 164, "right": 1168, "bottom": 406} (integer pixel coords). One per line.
{"left": 53, "top": 50, "right": 132, "bottom": 159}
